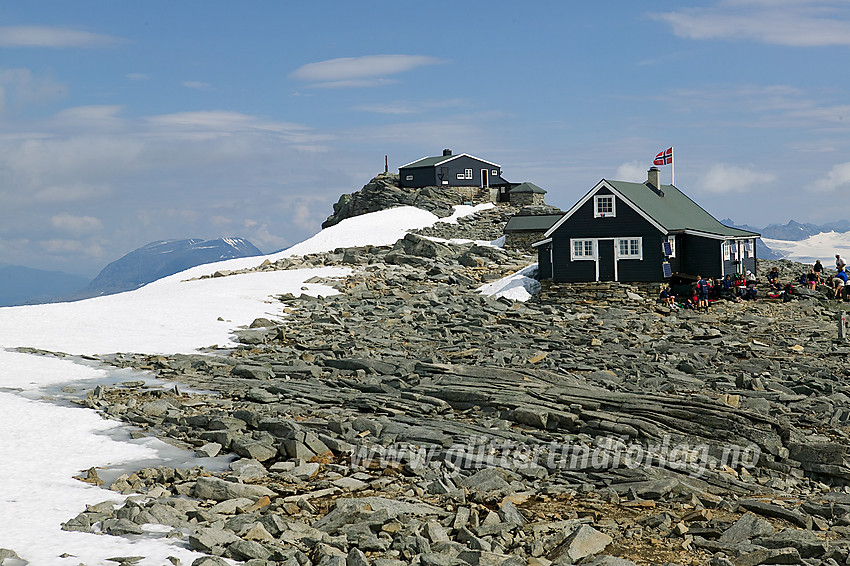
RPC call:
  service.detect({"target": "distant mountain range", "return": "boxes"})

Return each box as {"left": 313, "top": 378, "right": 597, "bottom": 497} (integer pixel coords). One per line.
{"left": 0, "top": 265, "right": 90, "bottom": 307}
{"left": 0, "top": 238, "right": 263, "bottom": 307}
{"left": 722, "top": 219, "right": 850, "bottom": 261}
{"left": 724, "top": 219, "right": 850, "bottom": 241}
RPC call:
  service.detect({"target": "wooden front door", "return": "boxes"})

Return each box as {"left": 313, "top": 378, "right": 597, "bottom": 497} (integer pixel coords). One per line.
{"left": 598, "top": 239, "right": 615, "bottom": 281}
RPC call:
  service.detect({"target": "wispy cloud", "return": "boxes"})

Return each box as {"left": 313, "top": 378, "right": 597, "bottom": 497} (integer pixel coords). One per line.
{"left": 654, "top": 1, "right": 850, "bottom": 46}
{"left": 0, "top": 25, "right": 123, "bottom": 48}
{"left": 809, "top": 161, "right": 850, "bottom": 192}
{"left": 615, "top": 161, "right": 649, "bottom": 182}
{"left": 291, "top": 55, "right": 443, "bottom": 88}
{"left": 0, "top": 68, "right": 67, "bottom": 113}
{"left": 125, "top": 73, "right": 149, "bottom": 81}
{"left": 181, "top": 81, "right": 213, "bottom": 90}
{"left": 353, "top": 98, "right": 467, "bottom": 115}
{"left": 696, "top": 163, "right": 775, "bottom": 193}
{"left": 50, "top": 213, "right": 103, "bottom": 235}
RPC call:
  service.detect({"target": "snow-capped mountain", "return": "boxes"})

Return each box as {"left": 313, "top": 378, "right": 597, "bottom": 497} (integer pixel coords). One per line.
{"left": 80, "top": 237, "right": 263, "bottom": 298}
{"left": 761, "top": 231, "right": 850, "bottom": 264}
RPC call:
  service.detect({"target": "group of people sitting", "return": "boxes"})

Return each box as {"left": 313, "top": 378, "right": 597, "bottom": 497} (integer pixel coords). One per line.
{"left": 660, "top": 253, "right": 850, "bottom": 309}
{"left": 659, "top": 273, "right": 758, "bottom": 311}
{"left": 788, "top": 255, "right": 849, "bottom": 299}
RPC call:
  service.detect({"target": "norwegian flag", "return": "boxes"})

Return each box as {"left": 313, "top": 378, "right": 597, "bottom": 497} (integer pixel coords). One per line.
{"left": 654, "top": 147, "right": 673, "bottom": 166}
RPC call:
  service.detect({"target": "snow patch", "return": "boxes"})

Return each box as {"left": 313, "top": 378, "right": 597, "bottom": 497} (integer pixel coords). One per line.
{"left": 478, "top": 263, "right": 541, "bottom": 302}
{"left": 762, "top": 231, "right": 850, "bottom": 264}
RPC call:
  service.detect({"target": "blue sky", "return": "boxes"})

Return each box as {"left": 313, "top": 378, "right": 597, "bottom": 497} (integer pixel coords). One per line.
{"left": 2, "top": 1, "right": 850, "bottom": 276}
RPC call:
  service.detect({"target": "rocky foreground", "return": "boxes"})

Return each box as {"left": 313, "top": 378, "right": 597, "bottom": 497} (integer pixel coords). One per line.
{"left": 15, "top": 194, "right": 850, "bottom": 566}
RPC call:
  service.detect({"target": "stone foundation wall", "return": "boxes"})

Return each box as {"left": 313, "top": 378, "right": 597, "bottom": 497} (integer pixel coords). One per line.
{"left": 455, "top": 186, "right": 495, "bottom": 203}
{"left": 505, "top": 231, "right": 547, "bottom": 251}
{"left": 540, "top": 280, "right": 667, "bottom": 301}
{"left": 510, "top": 193, "right": 545, "bottom": 207}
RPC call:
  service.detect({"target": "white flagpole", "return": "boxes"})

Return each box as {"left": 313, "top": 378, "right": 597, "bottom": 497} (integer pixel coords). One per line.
{"left": 671, "top": 146, "right": 675, "bottom": 186}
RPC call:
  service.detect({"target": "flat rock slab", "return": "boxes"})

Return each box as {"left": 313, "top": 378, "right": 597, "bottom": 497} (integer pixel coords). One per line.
{"left": 193, "top": 477, "right": 275, "bottom": 502}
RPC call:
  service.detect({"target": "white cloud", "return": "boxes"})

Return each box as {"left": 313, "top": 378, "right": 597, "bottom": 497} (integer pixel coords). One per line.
{"left": 615, "top": 161, "right": 649, "bottom": 182}
{"left": 0, "top": 26, "right": 123, "bottom": 48}
{"left": 291, "top": 55, "right": 443, "bottom": 87}
{"left": 809, "top": 161, "right": 850, "bottom": 192}
{"left": 0, "top": 68, "right": 67, "bottom": 112}
{"left": 655, "top": 1, "right": 850, "bottom": 46}
{"left": 50, "top": 213, "right": 103, "bottom": 235}
{"left": 40, "top": 238, "right": 104, "bottom": 258}
{"left": 696, "top": 163, "right": 775, "bottom": 193}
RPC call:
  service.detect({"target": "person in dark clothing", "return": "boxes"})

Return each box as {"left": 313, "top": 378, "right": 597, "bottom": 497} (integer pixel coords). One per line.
{"left": 814, "top": 260, "right": 824, "bottom": 283}
{"left": 767, "top": 267, "right": 781, "bottom": 291}
{"left": 696, "top": 275, "right": 710, "bottom": 310}
{"left": 659, "top": 285, "right": 675, "bottom": 306}
{"left": 807, "top": 270, "right": 818, "bottom": 289}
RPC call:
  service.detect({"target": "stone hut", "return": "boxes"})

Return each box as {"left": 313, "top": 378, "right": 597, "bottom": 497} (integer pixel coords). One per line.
{"left": 504, "top": 206, "right": 563, "bottom": 251}
{"left": 509, "top": 182, "right": 547, "bottom": 206}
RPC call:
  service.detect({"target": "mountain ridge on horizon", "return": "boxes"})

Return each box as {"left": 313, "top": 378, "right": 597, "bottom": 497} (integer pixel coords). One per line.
{"left": 0, "top": 237, "right": 263, "bottom": 307}
{"left": 723, "top": 218, "right": 850, "bottom": 241}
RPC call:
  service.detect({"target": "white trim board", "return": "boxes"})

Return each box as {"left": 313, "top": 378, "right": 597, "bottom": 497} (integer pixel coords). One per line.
{"left": 543, "top": 180, "right": 667, "bottom": 238}
{"left": 399, "top": 152, "right": 502, "bottom": 170}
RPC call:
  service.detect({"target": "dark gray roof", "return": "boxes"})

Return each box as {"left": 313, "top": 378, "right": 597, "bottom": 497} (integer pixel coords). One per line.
{"left": 509, "top": 182, "right": 546, "bottom": 194}
{"left": 399, "top": 152, "right": 501, "bottom": 170}
{"left": 505, "top": 214, "right": 563, "bottom": 232}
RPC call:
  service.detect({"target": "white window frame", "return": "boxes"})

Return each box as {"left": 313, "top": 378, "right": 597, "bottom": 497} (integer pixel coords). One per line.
{"left": 570, "top": 239, "right": 596, "bottom": 261}
{"left": 722, "top": 241, "right": 731, "bottom": 261}
{"left": 594, "top": 195, "right": 616, "bottom": 218}
{"left": 491, "top": 169, "right": 498, "bottom": 176}
{"left": 456, "top": 173, "right": 465, "bottom": 180}
{"left": 464, "top": 168, "right": 473, "bottom": 180}
{"left": 664, "top": 235, "right": 676, "bottom": 258}
{"left": 616, "top": 237, "right": 643, "bottom": 260}
{"left": 405, "top": 175, "right": 414, "bottom": 181}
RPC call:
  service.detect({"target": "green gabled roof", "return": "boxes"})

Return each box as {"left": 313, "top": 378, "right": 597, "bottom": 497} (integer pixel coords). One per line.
{"left": 509, "top": 182, "right": 546, "bottom": 194}
{"left": 504, "top": 214, "right": 563, "bottom": 232}
{"left": 606, "top": 180, "right": 759, "bottom": 238}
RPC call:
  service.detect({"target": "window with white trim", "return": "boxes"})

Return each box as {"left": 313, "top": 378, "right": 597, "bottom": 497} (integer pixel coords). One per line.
{"left": 722, "top": 241, "right": 731, "bottom": 261}
{"left": 617, "top": 237, "right": 642, "bottom": 259}
{"left": 594, "top": 195, "right": 616, "bottom": 218}
{"left": 744, "top": 240, "right": 752, "bottom": 258}
{"left": 491, "top": 169, "right": 498, "bottom": 176}
{"left": 464, "top": 168, "right": 473, "bottom": 180}
{"left": 456, "top": 173, "right": 465, "bottom": 180}
{"left": 405, "top": 175, "right": 413, "bottom": 181}
{"left": 663, "top": 235, "right": 676, "bottom": 258}
{"left": 570, "top": 239, "right": 595, "bottom": 261}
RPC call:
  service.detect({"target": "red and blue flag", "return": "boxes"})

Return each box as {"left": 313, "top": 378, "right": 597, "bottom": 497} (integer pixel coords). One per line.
{"left": 653, "top": 147, "right": 673, "bottom": 166}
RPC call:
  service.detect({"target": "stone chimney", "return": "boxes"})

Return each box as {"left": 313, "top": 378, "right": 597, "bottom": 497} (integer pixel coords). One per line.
{"left": 443, "top": 149, "right": 452, "bottom": 156}
{"left": 646, "top": 167, "right": 664, "bottom": 196}
{"left": 647, "top": 167, "right": 660, "bottom": 188}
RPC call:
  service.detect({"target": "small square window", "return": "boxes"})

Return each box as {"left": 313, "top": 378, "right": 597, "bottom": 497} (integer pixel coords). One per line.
{"left": 465, "top": 169, "right": 473, "bottom": 180}
{"left": 491, "top": 169, "right": 498, "bottom": 176}
{"left": 594, "top": 195, "right": 616, "bottom": 218}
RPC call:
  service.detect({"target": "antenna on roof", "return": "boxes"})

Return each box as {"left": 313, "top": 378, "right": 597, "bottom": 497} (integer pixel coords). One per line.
{"left": 385, "top": 155, "right": 388, "bottom": 174}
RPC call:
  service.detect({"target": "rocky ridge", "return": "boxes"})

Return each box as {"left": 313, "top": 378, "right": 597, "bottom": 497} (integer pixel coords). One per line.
{"left": 21, "top": 189, "right": 850, "bottom": 566}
